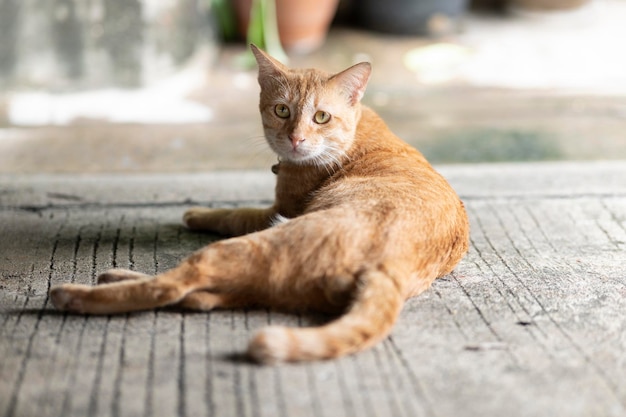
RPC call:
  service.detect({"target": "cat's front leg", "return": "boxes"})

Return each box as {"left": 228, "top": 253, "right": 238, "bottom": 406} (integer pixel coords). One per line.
{"left": 183, "top": 206, "right": 276, "bottom": 236}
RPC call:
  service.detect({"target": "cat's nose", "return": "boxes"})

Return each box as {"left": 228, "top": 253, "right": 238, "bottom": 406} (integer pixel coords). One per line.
{"left": 289, "top": 134, "right": 305, "bottom": 149}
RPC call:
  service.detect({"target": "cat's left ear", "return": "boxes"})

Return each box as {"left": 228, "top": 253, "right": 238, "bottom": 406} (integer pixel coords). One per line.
{"left": 330, "top": 62, "right": 372, "bottom": 106}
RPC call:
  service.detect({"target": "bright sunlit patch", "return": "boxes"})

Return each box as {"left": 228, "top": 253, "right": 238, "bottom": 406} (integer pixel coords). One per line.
{"left": 7, "top": 61, "right": 213, "bottom": 126}
{"left": 8, "top": 89, "right": 213, "bottom": 126}
{"left": 403, "top": 43, "right": 472, "bottom": 85}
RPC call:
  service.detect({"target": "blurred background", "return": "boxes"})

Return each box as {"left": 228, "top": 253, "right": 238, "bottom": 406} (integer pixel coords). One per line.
{"left": 1, "top": 0, "right": 625, "bottom": 173}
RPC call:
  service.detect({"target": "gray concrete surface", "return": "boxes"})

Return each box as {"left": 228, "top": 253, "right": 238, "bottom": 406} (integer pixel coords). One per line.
{"left": 1, "top": 162, "right": 625, "bottom": 417}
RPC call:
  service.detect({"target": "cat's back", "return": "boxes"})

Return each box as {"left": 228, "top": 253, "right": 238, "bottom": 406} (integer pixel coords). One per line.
{"left": 326, "top": 106, "right": 455, "bottom": 203}
{"left": 302, "top": 104, "right": 466, "bottom": 250}
{"left": 304, "top": 105, "right": 468, "bottom": 279}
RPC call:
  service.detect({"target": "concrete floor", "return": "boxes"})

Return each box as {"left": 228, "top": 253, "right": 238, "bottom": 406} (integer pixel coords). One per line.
{"left": 1, "top": 163, "right": 625, "bottom": 417}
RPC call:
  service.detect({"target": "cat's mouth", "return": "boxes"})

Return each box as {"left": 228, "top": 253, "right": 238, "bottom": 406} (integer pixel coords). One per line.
{"left": 278, "top": 146, "right": 320, "bottom": 164}
{"left": 274, "top": 141, "right": 315, "bottom": 162}
{"left": 270, "top": 137, "right": 330, "bottom": 164}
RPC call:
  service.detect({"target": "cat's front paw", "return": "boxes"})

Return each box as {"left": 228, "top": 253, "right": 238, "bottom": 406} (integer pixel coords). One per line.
{"left": 183, "top": 207, "right": 212, "bottom": 231}
{"left": 183, "top": 207, "right": 231, "bottom": 233}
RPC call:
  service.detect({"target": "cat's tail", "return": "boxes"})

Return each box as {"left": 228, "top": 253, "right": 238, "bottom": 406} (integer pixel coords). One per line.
{"left": 247, "top": 268, "right": 405, "bottom": 363}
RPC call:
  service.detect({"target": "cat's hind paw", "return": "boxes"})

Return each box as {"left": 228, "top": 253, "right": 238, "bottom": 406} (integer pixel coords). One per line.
{"left": 50, "top": 284, "right": 87, "bottom": 313}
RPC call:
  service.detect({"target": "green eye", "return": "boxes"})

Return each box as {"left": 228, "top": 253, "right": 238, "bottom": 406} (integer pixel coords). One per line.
{"left": 314, "top": 111, "right": 331, "bottom": 124}
{"left": 275, "top": 104, "right": 290, "bottom": 118}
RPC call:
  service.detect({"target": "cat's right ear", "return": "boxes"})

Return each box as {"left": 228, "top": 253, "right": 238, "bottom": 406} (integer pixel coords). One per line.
{"left": 250, "top": 44, "right": 288, "bottom": 88}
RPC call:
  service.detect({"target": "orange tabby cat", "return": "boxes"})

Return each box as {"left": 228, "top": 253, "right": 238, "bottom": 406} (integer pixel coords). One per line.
{"left": 50, "top": 45, "right": 469, "bottom": 363}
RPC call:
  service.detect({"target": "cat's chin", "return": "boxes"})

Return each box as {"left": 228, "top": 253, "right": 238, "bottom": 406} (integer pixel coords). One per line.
{"left": 280, "top": 150, "right": 325, "bottom": 166}
{"left": 276, "top": 148, "right": 317, "bottom": 164}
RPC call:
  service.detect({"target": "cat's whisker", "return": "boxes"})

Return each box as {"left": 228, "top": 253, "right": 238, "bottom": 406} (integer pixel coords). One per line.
{"left": 244, "top": 135, "right": 268, "bottom": 142}
{"left": 249, "top": 153, "right": 271, "bottom": 165}
{"left": 318, "top": 145, "right": 346, "bottom": 172}
{"left": 308, "top": 149, "right": 338, "bottom": 174}
{"left": 243, "top": 136, "right": 274, "bottom": 158}
{"left": 248, "top": 142, "right": 272, "bottom": 154}
{"left": 315, "top": 156, "right": 334, "bottom": 176}
{"left": 243, "top": 136, "right": 269, "bottom": 148}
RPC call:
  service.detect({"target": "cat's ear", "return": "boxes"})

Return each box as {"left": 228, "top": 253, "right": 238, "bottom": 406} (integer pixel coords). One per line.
{"left": 250, "top": 44, "right": 288, "bottom": 87}
{"left": 330, "top": 62, "right": 372, "bottom": 106}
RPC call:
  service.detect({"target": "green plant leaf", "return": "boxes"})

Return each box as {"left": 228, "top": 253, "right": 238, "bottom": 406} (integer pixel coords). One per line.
{"left": 238, "top": 0, "right": 288, "bottom": 68}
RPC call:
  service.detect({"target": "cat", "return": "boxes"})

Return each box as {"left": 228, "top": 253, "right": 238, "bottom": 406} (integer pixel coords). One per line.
{"left": 50, "top": 44, "right": 470, "bottom": 363}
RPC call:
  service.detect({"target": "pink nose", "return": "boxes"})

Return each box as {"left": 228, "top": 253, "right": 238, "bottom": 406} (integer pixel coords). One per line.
{"left": 289, "top": 135, "right": 305, "bottom": 149}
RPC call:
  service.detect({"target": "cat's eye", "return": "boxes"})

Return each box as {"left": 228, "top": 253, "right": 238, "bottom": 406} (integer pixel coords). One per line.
{"left": 275, "top": 104, "right": 290, "bottom": 118}
{"left": 314, "top": 111, "right": 331, "bottom": 124}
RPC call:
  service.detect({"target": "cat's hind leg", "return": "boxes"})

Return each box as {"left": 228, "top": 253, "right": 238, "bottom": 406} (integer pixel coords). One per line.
{"left": 50, "top": 260, "right": 206, "bottom": 314}
{"left": 96, "top": 269, "right": 151, "bottom": 284}
{"left": 175, "top": 291, "right": 246, "bottom": 311}
{"left": 50, "top": 235, "right": 271, "bottom": 315}
{"left": 95, "top": 269, "right": 224, "bottom": 311}
{"left": 97, "top": 269, "right": 243, "bottom": 311}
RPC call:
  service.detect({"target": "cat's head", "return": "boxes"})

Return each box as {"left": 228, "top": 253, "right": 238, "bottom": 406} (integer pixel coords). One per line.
{"left": 251, "top": 44, "right": 371, "bottom": 166}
